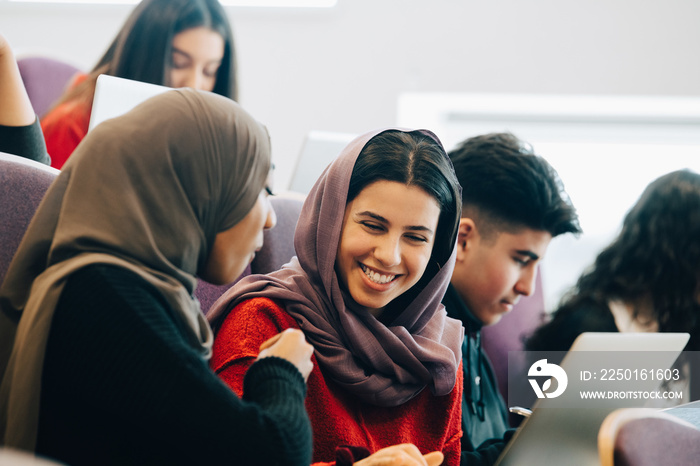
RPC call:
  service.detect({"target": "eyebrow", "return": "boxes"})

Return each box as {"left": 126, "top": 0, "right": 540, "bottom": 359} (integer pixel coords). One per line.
{"left": 514, "top": 249, "right": 540, "bottom": 261}
{"left": 171, "top": 47, "right": 191, "bottom": 58}
{"left": 357, "top": 211, "right": 435, "bottom": 235}
{"left": 171, "top": 47, "right": 222, "bottom": 65}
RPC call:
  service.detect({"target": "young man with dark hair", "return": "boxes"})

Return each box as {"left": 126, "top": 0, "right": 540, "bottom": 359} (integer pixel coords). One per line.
{"left": 444, "top": 132, "right": 582, "bottom": 465}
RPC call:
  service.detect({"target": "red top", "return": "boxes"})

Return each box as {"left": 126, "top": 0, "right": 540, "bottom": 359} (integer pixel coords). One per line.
{"left": 211, "top": 297, "right": 463, "bottom": 466}
{"left": 41, "top": 73, "right": 91, "bottom": 169}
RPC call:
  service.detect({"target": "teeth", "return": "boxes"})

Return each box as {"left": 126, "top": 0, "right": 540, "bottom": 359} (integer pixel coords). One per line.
{"left": 360, "top": 264, "right": 395, "bottom": 284}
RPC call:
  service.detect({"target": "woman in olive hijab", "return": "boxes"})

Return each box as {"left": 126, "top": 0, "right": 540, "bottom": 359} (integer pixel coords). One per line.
{"left": 0, "top": 89, "right": 313, "bottom": 465}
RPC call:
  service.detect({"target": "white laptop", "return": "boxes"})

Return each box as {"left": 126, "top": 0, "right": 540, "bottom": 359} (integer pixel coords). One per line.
{"left": 287, "top": 130, "right": 356, "bottom": 194}
{"left": 88, "top": 74, "right": 172, "bottom": 132}
{"left": 495, "top": 332, "right": 690, "bottom": 465}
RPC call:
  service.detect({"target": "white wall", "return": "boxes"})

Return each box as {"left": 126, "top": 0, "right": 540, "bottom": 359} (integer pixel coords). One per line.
{"left": 2, "top": 0, "right": 699, "bottom": 190}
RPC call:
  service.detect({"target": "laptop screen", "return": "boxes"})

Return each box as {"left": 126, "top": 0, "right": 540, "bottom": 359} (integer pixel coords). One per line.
{"left": 89, "top": 75, "right": 171, "bottom": 132}
{"left": 287, "top": 130, "right": 356, "bottom": 194}
{"left": 496, "top": 332, "right": 690, "bottom": 465}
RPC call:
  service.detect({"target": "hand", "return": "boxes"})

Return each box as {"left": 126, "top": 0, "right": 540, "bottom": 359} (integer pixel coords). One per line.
{"left": 354, "top": 444, "right": 444, "bottom": 466}
{"left": 257, "top": 328, "right": 314, "bottom": 382}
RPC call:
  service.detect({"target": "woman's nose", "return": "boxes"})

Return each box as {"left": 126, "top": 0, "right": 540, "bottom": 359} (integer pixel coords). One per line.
{"left": 374, "top": 235, "right": 401, "bottom": 267}
{"left": 181, "top": 70, "right": 204, "bottom": 90}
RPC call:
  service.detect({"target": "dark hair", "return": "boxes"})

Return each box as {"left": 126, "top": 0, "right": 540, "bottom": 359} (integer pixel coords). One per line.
{"left": 557, "top": 170, "right": 700, "bottom": 346}
{"left": 448, "top": 132, "right": 581, "bottom": 239}
{"left": 51, "top": 0, "right": 236, "bottom": 110}
{"left": 347, "top": 130, "right": 462, "bottom": 318}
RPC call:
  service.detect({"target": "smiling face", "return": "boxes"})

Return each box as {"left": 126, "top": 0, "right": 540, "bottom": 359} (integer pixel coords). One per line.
{"left": 169, "top": 26, "right": 225, "bottom": 92}
{"left": 450, "top": 218, "right": 552, "bottom": 326}
{"left": 201, "top": 189, "right": 276, "bottom": 285}
{"left": 335, "top": 180, "right": 441, "bottom": 316}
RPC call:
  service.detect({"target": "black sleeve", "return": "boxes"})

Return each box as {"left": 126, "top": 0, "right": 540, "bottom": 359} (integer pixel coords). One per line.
{"left": 0, "top": 118, "right": 51, "bottom": 165}
{"left": 38, "top": 264, "right": 311, "bottom": 466}
{"left": 460, "top": 429, "right": 516, "bottom": 466}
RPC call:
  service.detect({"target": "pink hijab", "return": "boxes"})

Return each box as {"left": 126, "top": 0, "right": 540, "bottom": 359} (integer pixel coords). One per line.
{"left": 208, "top": 128, "right": 463, "bottom": 407}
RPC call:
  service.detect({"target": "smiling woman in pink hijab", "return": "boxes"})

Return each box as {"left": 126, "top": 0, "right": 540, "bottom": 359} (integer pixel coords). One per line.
{"left": 209, "top": 129, "right": 464, "bottom": 466}
{"left": 0, "top": 89, "right": 314, "bottom": 465}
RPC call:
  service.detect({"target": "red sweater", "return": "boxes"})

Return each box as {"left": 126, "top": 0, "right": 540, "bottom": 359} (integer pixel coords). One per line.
{"left": 41, "top": 73, "right": 91, "bottom": 169}
{"left": 211, "top": 297, "right": 463, "bottom": 466}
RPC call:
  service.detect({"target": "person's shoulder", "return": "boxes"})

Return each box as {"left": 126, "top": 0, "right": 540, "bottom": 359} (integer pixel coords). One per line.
{"left": 41, "top": 98, "right": 91, "bottom": 130}
{"left": 41, "top": 96, "right": 92, "bottom": 168}
{"left": 233, "top": 296, "right": 290, "bottom": 316}
{"left": 212, "top": 296, "right": 299, "bottom": 376}
{"left": 67, "top": 262, "right": 141, "bottom": 285}
{"left": 61, "top": 263, "right": 171, "bottom": 313}
{"left": 68, "top": 72, "right": 90, "bottom": 88}
{"left": 41, "top": 72, "right": 92, "bottom": 132}
{"left": 220, "top": 296, "right": 298, "bottom": 333}
{"left": 525, "top": 297, "right": 615, "bottom": 351}
{"left": 556, "top": 297, "right": 614, "bottom": 328}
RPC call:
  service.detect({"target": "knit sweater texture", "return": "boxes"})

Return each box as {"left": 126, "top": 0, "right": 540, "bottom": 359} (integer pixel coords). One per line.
{"left": 36, "top": 264, "right": 312, "bottom": 466}
{"left": 211, "top": 297, "right": 463, "bottom": 466}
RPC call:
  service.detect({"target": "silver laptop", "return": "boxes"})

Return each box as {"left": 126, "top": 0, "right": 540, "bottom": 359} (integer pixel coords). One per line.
{"left": 496, "top": 332, "right": 690, "bottom": 465}
{"left": 88, "top": 74, "right": 171, "bottom": 132}
{"left": 287, "top": 130, "right": 356, "bottom": 194}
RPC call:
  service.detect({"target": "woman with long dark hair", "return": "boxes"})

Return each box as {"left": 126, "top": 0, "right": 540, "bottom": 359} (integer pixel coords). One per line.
{"left": 41, "top": 0, "right": 237, "bottom": 169}
{"left": 527, "top": 169, "right": 700, "bottom": 352}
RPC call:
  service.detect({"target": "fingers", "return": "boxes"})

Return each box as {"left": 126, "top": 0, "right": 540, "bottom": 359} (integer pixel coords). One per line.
{"left": 423, "top": 451, "right": 444, "bottom": 466}
{"left": 257, "top": 329, "right": 314, "bottom": 381}
{"left": 394, "top": 443, "right": 427, "bottom": 464}
{"left": 258, "top": 332, "right": 282, "bottom": 352}
{"left": 259, "top": 328, "right": 303, "bottom": 352}
{"left": 354, "top": 444, "right": 442, "bottom": 466}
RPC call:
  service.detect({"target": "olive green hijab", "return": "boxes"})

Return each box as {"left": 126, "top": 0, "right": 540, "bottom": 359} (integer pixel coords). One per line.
{"left": 0, "top": 88, "right": 271, "bottom": 449}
